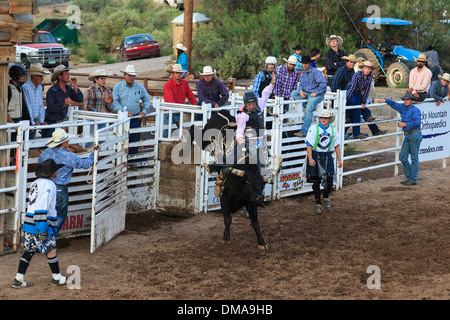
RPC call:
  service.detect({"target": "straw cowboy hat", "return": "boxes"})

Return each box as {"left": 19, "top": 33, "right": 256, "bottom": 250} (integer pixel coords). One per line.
{"left": 27, "top": 63, "right": 49, "bottom": 76}
{"left": 35, "top": 159, "right": 64, "bottom": 179}
{"left": 326, "top": 35, "right": 343, "bottom": 46}
{"left": 414, "top": 53, "right": 429, "bottom": 62}
{"left": 316, "top": 108, "right": 336, "bottom": 124}
{"left": 120, "top": 64, "right": 138, "bottom": 76}
{"left": 283, "top": 55, "right": 298, "bottom": 65}
{"left": 88, "top": 69, "right": 108, "bottom": 81}
{"left": 46, "top": 128, "right": 75, "bottom": 148}
{"left": 359, "top": 60, "right": 374, "bottom": 69}
{"left": 51, "top": 64, "right": 70, "bottom": 82}
{"left": 342, "top": 54, "right": 358, "bottom": 63}
{"left": 438, "top": 73, "right": 450, "bottom": 82}
{"left": 199, "top": 66, "right": 216, "bottom": 76}
{"left": 173, "top": 43, "right": 187, "bottom": 51}
{"left": 167, "top": 63, "right": 187, "bottom": 73}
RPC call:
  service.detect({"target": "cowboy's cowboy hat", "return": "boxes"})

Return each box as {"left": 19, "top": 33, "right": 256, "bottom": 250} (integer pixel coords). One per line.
{"left": 400, "top": 92, "right": 415, "bottom": 100}
{"left": 316, "top": 108, "right": 336, "bottom": 124}
{"left": 199, "top": 66, "right": 216, "bottom": 76}
{"left": 300, "top": 56, "right": 312, "bottom": 64}
{"left": 46, "top": 128, "right": 75, "bottom": 148}
{"left": 326, "top": 35, "right": 343, "bottom": 46}
{"left": 173, "top": 43, "right": 187, "bottom": 51}
{"left": 292, "top": 45, "right": 302, "bottom": 51}
{"left": 283, "top": 55, "right": 298, "bottom": 65}
{"left": 359, "top": 60, "right": 374, "bottom": 69}
{"left": 342, "top": 54, "right": 358, "bottom": 63}
{"left": 120, "top": 64, "right": 138, "bottom": 76}
{"left": 27, "top": 63, "right": 49, "bottom": 76}
{"left": 35, "top": 159, "right": 64, "bottom": 179}
{"left": 414, "top": 53, "right": 430, "bottom": 62}
{"left": 167, "top": 64, "right": 187, "bottom": 73}
{"left": 88, "top": 69, "right": 108, "bottom": 81}
{"left": 51, "top": 64, "right": 70, "bottom": 82}
{"left": 438, "top": 73, "right": 450, "bottom": 82}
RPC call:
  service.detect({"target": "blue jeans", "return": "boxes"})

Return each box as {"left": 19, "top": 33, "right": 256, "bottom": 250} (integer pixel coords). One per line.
{"left": 162, "top": 113, "right": 180, "bottom": 138}
{"left": 291, "top": 91, "right": 324, "bottom": 135}
{"left": 400, "top": 130, "right": 422, "bottom": 183}
{"left": 347, "top": 93, "right": 380, "bottom": 136}
{"left": 56, "top": 185, "right": 69, "bottom": 234}
{"left": 129, "top": 118, "right": 140, "bottom": 154}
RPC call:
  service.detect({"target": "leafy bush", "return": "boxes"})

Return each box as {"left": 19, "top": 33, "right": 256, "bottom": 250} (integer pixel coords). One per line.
{"left": 84, "top": 43, "right": 101, "bottom": 63}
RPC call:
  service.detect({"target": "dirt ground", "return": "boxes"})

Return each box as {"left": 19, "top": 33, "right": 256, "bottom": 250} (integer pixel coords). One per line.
{"left": 1, "top": 158, "right": 449, "bottom": 300}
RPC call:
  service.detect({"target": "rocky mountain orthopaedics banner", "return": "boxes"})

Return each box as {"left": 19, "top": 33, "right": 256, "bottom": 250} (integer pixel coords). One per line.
{"left": 419, "top": 100, "right": 450, "bottom": 162}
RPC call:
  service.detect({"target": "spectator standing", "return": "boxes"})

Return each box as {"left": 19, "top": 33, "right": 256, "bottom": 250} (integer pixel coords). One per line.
{"left": 325, "top": 35, "right": 347, "bottom": 83}
{"left": 292, "top": 45, "right": 303, "bottom": 71}
{"left": 423, "top": 45, "right": 441, "bottom": 81}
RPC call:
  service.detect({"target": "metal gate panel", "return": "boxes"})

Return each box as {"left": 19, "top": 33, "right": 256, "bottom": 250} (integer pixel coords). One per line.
{"left": 90, "top": 113, "right": 129, "bottom": 253}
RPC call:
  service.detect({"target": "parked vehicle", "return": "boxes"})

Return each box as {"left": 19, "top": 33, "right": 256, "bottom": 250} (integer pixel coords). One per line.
{"left": 355, "top": 17, "right": 422, "bottom": 87}
{"left": 117, "top": 33, "right": 161, "bottom": 62}
{"left": 154, "top": 0, "right": 184, "bottom": 10}
{"left": 15, "top": 31, "right": 71, "bottom": 69}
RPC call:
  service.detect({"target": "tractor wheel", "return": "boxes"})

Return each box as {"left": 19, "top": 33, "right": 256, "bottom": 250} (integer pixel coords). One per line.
{"left": 386, "top": 62, "right": 410, "bottom": 88}
{"left": 354, "top": 48, "right": 381, "bottom": 81}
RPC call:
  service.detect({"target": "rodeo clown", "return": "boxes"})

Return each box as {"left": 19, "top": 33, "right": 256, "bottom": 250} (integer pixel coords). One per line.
{"left": 12, "top": 159, "right": 68, "bottom": 288}
{"left": 305, "top": 109, "right": 342, "bottom": 215}
{"left": 214, "top": 72, "right": 276, "bottom": 197}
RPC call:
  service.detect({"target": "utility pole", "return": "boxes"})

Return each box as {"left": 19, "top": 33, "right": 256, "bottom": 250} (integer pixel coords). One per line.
{"left": 0, "top": 0, "right": 36, "bottom": 253}
{"left": 183, "top": 0, "right": 193, "bottom": 72}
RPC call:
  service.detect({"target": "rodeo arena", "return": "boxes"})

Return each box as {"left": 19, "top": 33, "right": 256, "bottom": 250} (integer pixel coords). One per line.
{"left": 1, "top": 1, "right": 449, "bottom": 303}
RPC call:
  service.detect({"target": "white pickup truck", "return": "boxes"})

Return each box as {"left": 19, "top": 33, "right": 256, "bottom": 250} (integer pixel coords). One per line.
{"left": 154, "top": 0, "right": 184, "bottom": 10}
{"left": 15, "top": 31, "right": 71, "bottom": 69}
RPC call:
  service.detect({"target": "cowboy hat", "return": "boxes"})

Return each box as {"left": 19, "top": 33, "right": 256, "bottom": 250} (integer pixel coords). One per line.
{"left": 438, "top": 73, "right": 450, "bottom": 82}
{"left": 88, "top": 69, "right": 108, "bottom": 81}
{"left": 51, "top": 64, "right": 70, "bottom": 82}
{"left": 167, "top": 64, "right": 187, "bottom": 73}
{"left": 300, "top": 56, "right": 312, "bottom": 64}
{"left": 27, "top": 63, "right": 49, "bottom": 76}
{"left": 342, "top": 54, "right": 358, "bottom": 63}
{"left": 414, "top": 53, "right": 429, "bottom": 62}
{"left": 359, "top": 60, "right": 374, "bottom": 69}
{"left": 292, "top": 45, "right": 302, "bottom": 51}
{"left": 316, "top": 108, "right": 336, "bottom": 124}
{"left": 35, "top": 159, "right": 64, "bottom": 179}
{"left": 199, "top": 66, "right": 216, "bottom": 76}
{"left": 46, "top": 128, "right": 75, "bottom": 148}
{"left": 173, "top": 43, "right": 187, "bottom": 51}
{"left": 400, "top": 92, "right": 415, "bottom": 100}
{"left": 283, "top": 55, "right": 298, "bottom": 65}
{"left": 326, "top": 35, "right": 343, "bottom": 46}
{"left": 120, "top": 64, "right": 138, "bottom": 76}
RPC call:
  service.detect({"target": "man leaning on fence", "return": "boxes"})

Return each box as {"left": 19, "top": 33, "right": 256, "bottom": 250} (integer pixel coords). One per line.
{"left": 113, "top": 65, "right": 151, "bottom": 155}
{"left": 380, "top": 93, "right": 422, "bottom": 186}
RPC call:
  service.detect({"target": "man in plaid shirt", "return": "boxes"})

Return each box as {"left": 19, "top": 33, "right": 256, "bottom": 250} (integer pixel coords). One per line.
{"left": 273, "top": 55, "right": 299, "bottom": 102}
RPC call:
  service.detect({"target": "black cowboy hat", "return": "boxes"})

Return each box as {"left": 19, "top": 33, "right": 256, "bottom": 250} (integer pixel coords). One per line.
{"left": 35, "top": 159, "right": 64, "bottom": 178}
{"left": 292, "top": 45, "right": 302, "bottom": 51}
{"left": 400, "top": 92, "right": 415, "bottom": 100}
{"left": 300, "top": 55, "right": 312, "bottom": 64}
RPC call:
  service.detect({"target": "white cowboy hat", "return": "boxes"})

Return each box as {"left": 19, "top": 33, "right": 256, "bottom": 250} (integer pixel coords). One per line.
{"left": 199, "top": 66, "right": 216, "bottom": 76}
{"left": 414, "top": 53, "right": 429, "bottom": 62}
{"left": 342, "top": 54, "right": 358, "bottom": 63}
{"left": 283, "top": 55, "right": 298, "bottom": 65}
{"left": 46, "top": 128, "right": 75, "bottom": 148}
{"left": 51, "top": 64, "right": 70, "bottom": 82}
{"left": 167, "top": 63, "right": 187, "bottom": 73}
{"left": 120, "top": 64, "right": 138, "bottom": 76}
{"left": 316, "top": 108, "right": 336, "bottom": 124}
{"left": 438, "top": 73, "right": 450, "bottom": 82}
{"left": 326, "top": 35, "right": 344, "bottom": 46}
{"left": 88, "top": 69, "right": 108, "bottom": 81}
{"left": 173, "top": 43, "right": 187, "bottom": 51}
{"left": 27, "top": 63, "right": 49, "bottom": 76}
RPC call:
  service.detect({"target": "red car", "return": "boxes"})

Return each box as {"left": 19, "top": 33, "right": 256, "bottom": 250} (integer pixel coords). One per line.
{"left": 117, "top": 33, "right": 161, "bottom": 62}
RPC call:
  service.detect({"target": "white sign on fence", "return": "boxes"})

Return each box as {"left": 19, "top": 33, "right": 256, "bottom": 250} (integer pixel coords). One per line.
{"left": 418, "top": 101, "right": 450, "bottom": 162}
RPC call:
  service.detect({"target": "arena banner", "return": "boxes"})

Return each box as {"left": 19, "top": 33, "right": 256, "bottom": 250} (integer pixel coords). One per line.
{"left": 418, "top": 100, "right": 450, "bottom": 162}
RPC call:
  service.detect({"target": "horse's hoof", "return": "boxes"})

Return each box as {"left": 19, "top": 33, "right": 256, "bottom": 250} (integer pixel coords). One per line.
{"left": 258, "top": 244, "right": 268, "bottom": 251}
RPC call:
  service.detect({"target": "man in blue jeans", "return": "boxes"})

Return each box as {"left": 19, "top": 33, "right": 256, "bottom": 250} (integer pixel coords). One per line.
{"left": 292, "top": 56, "right": 327, "bottom": 137}
{"left": 39, "top": 129, "right": 95, "bottom": 232}
{"left": 380, "top": 93, "right": 422, "bottom": 186}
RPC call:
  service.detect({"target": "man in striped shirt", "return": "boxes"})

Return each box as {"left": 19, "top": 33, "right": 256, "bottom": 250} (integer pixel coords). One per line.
{"left": 22, "top": 63, "right": 48, "bottom": 139}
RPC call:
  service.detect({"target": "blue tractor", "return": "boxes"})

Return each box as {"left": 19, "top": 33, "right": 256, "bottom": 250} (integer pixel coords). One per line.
{"left": 354, "top": 17, "right": 422, "bottom": 87}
